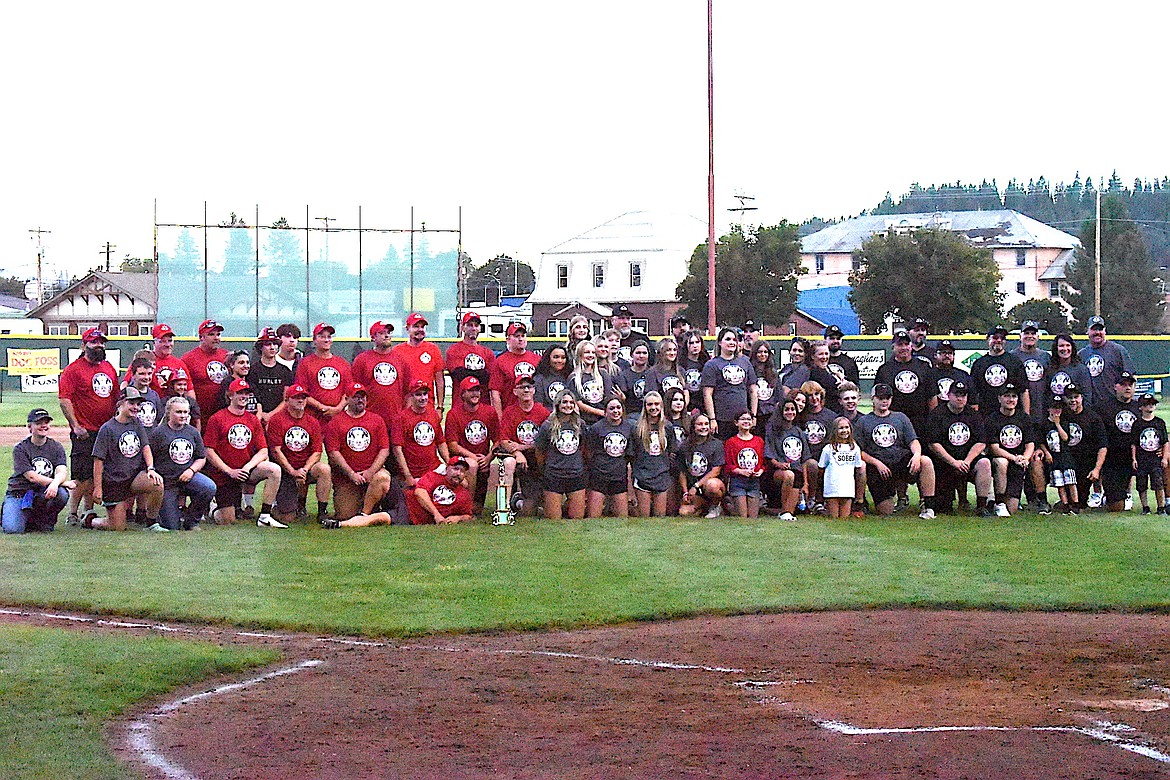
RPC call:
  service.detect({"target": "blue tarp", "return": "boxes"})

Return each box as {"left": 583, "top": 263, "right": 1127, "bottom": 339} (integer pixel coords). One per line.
{"left": 797, "top": 287, "right": 860, "bottom": 335}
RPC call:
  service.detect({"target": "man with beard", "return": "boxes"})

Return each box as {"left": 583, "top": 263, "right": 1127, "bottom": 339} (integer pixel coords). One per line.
{"left": 925, "top": 380, "right": 994, "bottom": 517}
{"left": 984, "top": 384, "right": 1035, "bottom": 517}
{"left": 391, "top": 313, "right": 446, "bottom": 413}
{"left": 58, "top": 327, "right": 118, "bottom": 526}
{"left": 611, "top": 304, "right": 649, "bottom": 363}
{"left": 874, "top": 328, "right": 936, "bottom": 439}
{"left": 296, "top": 322, "right": 352, "bottom": 423}
{"left": 741, "top": 320, "right": 761, "bottom": 355}
{"left": 908, "top": 317, "right": 936, "bottom": 365}
{"left": 824, "top": 325, "right": 859, "bottom": 386}
{"left": 970, "top": 325, "right": 1028, "bottom": 415}
{"left": 182, "top": 319, "right": 229, "bottom": 418}
{"left": 1097, "top": 371, "right": 1140, "bottom": 512}
{"left": 352, "top": 321, "right": 406, "bottom": 425}
{"left": 1079, "top": 316, "right": 1133, "bottom": 405}
{"left": 857, "top": 383, "right": 938, "bottom": 518}
{"left": 326, "top": 383, "right": 391, "bottom": 522}
{"left": 670, "top": 316, "right": 691, "bottom": 343}
{"left": 1062, "top": 384, "right": 1106, "bottom": 511}
{"left": 445, "top": 312, "right": 496, "bottom": 390}
{"left": 490, "top": 322, "right": 541, "bottom": 417}
{"left": 932, "top": 340, "right": 970, "bottom": 405}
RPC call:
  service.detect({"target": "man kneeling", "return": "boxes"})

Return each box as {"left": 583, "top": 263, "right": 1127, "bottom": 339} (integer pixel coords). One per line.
{"left": 91, "top": 388, "right": 164, "bottom": 530}
{"left": 339, "top": 457, "right": 474, "bottom": 527}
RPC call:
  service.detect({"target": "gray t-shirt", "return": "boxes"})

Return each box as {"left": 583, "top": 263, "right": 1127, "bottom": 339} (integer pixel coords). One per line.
{"left": 802, "top": 407, "right": 840, "bottom": 459}
{"left": 585, "top": 417, "right": 635, "bottom": 484}
{"left": 7, "top": 436, "right": 67, "bottom": 496}
{"left": 535, "top": 417, "right": 585, "bottom": 481}
{"left": 1011, "top": 347, "right": 1051, "bottom": 421}
{"left": 93, "top": 417, "right": 150, "bottom": 483}
{"left": 857, "top": 411, "right": 918, "bottom": 465}
{"left": 149, "top": 423, "right": 207, "bottom": 487}
{"left": 1079, "top": 341, "right": 1133, "bottom": 403}
{"left": 764, "top": 422, "right": 810, "bottom": 466}
{"left": 677, "top": 438, "right": 725, "bottom": 487}
{"left": 699, "top": 356, "right": 758, "bottom": 420}
{"left": 133, "top": 388, "right": 165, "bottom": 430}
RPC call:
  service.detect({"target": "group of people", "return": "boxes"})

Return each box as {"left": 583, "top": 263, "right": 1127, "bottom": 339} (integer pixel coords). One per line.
{"left": 4, "top": 305, "right": 1163, "bottom": 533}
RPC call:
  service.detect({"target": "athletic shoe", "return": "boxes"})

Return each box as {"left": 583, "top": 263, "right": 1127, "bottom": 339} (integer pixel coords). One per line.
{"left": 919, "top": 507, "right": 936, "bottom": 520}
{"left": 320, "top": 517, "right": 340, "bottom": 530}
{"left": 812, "top": 502, "right": 827, "bottom": 515}
{"left": 66, "top": 513, "right": 80, "bottom": 527}
{"left": 1142, "top": 507, "right": 1152, "bottom": 515}
{"left": 1125, "top": 494, "right": 1134, "bottom": 511}
{"left": 978, "top": 505, "right": 996, "bottom": 518}
{"left": 1065, "top": 506, "right": 1080, "bottom": 516}
{"left": 994, "top": 503, "right": 1011, "bottom": 518}
{"left": 777, "top": 512, "right": 796, "bottom": 522}
{"left": 146, "top": 523, "right": 170, "bottom": 532}
{"left": 1159, "top": 507, "right": 1169, "bottom": 516}
{"left": 895, "top": 495, "right": 910, "bottom": 513}
{"left": 705, "top": 504, "right": 724, "bottom": 519}
{"left": 257, "top": 514, "right": 289, "bottom": 529}
{"left": 1035, "top": 501, "right": 1052, "bottom": 515}
{"left": 509, "top": 490, "right": 524, "bottom": 515}
{"left": 1086, "top": 490, "right": 1104, "bottom": 509}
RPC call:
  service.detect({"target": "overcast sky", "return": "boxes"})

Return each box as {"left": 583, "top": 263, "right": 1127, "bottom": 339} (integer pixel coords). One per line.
{"left": 2, "top": 1, "right": 1164, "bottom": 289}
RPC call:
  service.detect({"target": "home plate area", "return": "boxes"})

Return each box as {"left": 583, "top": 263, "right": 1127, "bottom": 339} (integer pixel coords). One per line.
{"left": 135, "top": 610, "right": 1170, "bottom": 779}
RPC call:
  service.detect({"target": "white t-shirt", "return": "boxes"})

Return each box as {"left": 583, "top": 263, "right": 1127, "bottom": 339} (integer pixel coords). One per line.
{"left": 818, "top": 442, "right": 862, "bottom": 499}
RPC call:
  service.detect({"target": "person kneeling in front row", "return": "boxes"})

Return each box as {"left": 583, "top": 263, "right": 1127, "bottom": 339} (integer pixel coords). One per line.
{"left": 3, "top": 408, "right": 75, "bottom": 534}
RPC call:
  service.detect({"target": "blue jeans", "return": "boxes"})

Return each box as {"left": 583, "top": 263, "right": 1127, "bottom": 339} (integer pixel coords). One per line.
{"left": 159, "top": 474, "right": 217, "bottom": 530}
{"left": 2, "top": 487, "right": 70, "bottom": 534}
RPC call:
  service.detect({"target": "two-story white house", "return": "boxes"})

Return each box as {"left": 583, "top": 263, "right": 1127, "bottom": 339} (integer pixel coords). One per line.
{"left": 528, "top": 211, "right": 706, "bottom": 338}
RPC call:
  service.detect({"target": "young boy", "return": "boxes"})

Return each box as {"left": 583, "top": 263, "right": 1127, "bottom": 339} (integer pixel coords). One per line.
{"left": 1038, "top": 396, "right": 1078, "bottom": 516}
{"left": 1132, "top": 393, "right": 1169, "bottom": 515}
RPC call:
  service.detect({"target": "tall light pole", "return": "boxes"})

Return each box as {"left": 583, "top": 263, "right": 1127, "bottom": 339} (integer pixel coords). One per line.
{"left": 706, "top": 0, "right": 717, "bottom": 336}
{"left": 28, "top": 227, "right": 51, "bottom": 305}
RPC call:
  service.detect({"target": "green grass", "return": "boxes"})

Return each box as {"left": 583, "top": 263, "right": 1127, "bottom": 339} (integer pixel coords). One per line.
{"left": 0, "top": 392, "right": 52, "bottom": 427}
{"left": 0, "top": 624, "right": 278, "bottom": 780}
{"left": 3, "top": 513, "right": 1169, "bottom": 637}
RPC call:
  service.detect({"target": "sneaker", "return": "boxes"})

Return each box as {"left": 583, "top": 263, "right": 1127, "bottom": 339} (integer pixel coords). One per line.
{"left": 320, "top": 517, "right": 340, "bottom": 530}
{"left": 919, "top": 507, "right": 936, "bottom": 520}
{"left": 1035, "top": 501, "right": 1052, "bottom": 515}
{"left": 777, "top": 512, "right": 795, "bottom": 522}
{"left": 994, "top": 503, "right": 1011, "bottom": 518}
{"left": 509, "top": 490, "right": 524, "bottom": 515}
{"left": 1125, "top": 494, "right": 1134, "bottom": 511}
{"left": 257, "top": 514, "right": 289, "bottom": 529}
{"left": 704, "top": 504, "right": 724, "bottom": 519}
{"left": 1065, "top": 506, "right": 1080, "bottom": 516}
{"left": 978, "top": 505, "right": 996, "bottom": 518}
{"left": 1159, "top": 507, "right": 1169, "bottom": 516}
{"left": 146, "top": 523, "right": 170, "bottom": 532}
{"left": 1087, "top": 490, "right": 1104, "bottom": 509}
{"left": 66, "top": 512, "right": 80, "bottom": 527}
{"left": 1142, "top": 507, "right": 1152, "bottom": 515}
{"left": 241, "top": 504, "right": 257, "bottom": 520}
{"left": 812, "top": 502, "right": 827, "bottom": 515}
{"left": 895, "top": 495, "right": 910, "bottom": 513}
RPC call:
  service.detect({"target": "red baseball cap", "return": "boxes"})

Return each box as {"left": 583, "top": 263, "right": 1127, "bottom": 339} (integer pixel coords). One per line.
{"left": 369, "top": 320, "right": 395, "bottom": 338}
{"left": 151, "top": 323, "right": 174, "bottom": 339}
{"left": 228, "top": 378, "right": 251, "bottom": 394}
{"left": 284, "top": 383, "right": 310, "bottom": 399}
{"left": 506, "top": 321, "right": 528, "bottom": 337}
{"left": 348, "top": 381, "right": 368, "bottom": 396}
{"left": 408, "top": 379, "right": 429, "bottom": 394}
{"left": 446, "top": 456, "right": 470, "bottom": 470}
{"left": 406, "top": 312, "right": 428, "bottom": 327}
{"left": 461, "top": 312, "right": 482, "bottom": 325}
{"left": 255, "top": 326, "right": 279, "bottom": 345}
{"left": 312, "top": 322, "right": 335, "bottom": 338}
{"left": 81, "top": 327, "right": 107, "bottom": 344}
{"left": 459, "top": 376, "right": 481, "bottom": 393}
{"left": 172, "top": 367, "right": 190, "bottom": 384}
{"left": 198, "top": 319, "right": 224, "bottom": 335}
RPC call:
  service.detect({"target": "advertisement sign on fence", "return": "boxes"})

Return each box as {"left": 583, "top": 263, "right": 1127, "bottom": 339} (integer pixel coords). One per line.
{"left": 6, "top": 348, "right": 60, "bottom": 376}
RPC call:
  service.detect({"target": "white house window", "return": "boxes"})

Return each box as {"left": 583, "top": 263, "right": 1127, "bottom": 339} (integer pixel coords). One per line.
{"left": 557, "top": 265, "right": 568, "bottom": 289}
{"left": 815, "top": 254, "right": 825, "bottom": 273}
{"left": 1048, "top": 281, "right": 1061, "bottom": 298}
{"left": 787, "top": 322, "right": 797, "bottom": 336}
{"left": 632, "top": 318, "right": 649, "bottom": 333}
{"left": 547, "top": 319, "right": 569, "bottom": 337}
{"left": 47, "top": 324, "right": 68, "bottom": 336}
{"left": 138, "top": 322, "right": 153, "bottom": 336}
{"left": 629, "top": 262, "right": 642, "bottom": 287}
{"left": 107, "top": 323, "right": 130, "bottom": 336}
{"left": 1016, "top": 282, "right": 1026, "bottom": 295}
{"left": 1016, "top": 248, "right": 1027, "bottom": 266}
{"left": 593, "top": 263, "right": 605, "bottom": 288}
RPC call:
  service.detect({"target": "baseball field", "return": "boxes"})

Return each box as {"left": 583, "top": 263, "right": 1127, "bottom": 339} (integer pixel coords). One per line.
{"left": 3, "top": 394, "right": 1170, "bottom": 778}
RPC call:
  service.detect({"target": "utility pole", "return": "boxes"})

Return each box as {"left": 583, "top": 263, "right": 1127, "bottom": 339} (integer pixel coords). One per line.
{"left": 28, "top": 227, "right": 51, "bottom": 305}
{"left": 706, "top": 0, "right": 716, "bottom": 336}
{"left": 729, "top": 193, "right": 757, "bottom": 227}
{"left": 1095, "top": 184, "right": 1102, "bottom": 317}
{"left": 100, "top": 242, "right": 117, "bottom": 272}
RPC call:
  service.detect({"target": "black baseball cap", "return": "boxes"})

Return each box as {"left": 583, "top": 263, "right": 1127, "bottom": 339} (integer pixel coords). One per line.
{"left": 613, "top": 304, "right": 634, "bottom": 317}
{"left": 936, "top": 339, "right": 955, "bottom": 353}
{"left": 1140, "top": 392, "right": 1157, "bottom": 405}
{"left": 670, "top": 315, "right": 689, "bottom": 328}
{"left": 987, "top": 325, "right": 1009, "bottom": 338}
{"left": 27, "top": 408, "right": 52, "bottom": 423}
{"left": 998, "top": 383, "right": 1019, "bottom": 396}
{"left": 950, "top": 380, "right": 968, "bottom": 395}
{"left": 1117, "top": 371, "right": 1136, "bottom": 384}
{"left": 1050, "top": 395, "right": 1065, "bottom": 407}
{"left": 911, "top": 317, "right": 929, "bottom": 329}
{"left": 872, "top": 383, "right": 894, "bottom": 398}
{"left": 1088, "top": 316, "right": 1106, "bottom": 330}
{"left": 1021, "top": 320, "right": 1040, "bottom": 332}
{"left": 742, "top": 319, "right": 760, "bottom": 332}
{"left": 824, "top": 324, "right": 844, "bottom": 338}
{"left": 1063, "top": 383, "right": 1082, "bottom": 396}
{"left": 892, "top": 329, "right": 911, "bottom": 344}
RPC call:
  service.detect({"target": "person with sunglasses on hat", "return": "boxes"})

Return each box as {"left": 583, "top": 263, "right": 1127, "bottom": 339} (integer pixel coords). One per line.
{"left": 249, "top": 327, "right": 293, "bottom": 423}
{"left": 90, "top": 387, "right": 165, "bottom": 531}
{"left": 352, "top": 321, "right": 407, "bottom": 425}
{"left": 970, "top": 325, "right": 1028, "bottom": 416}
{"left": 984, "top": 383, "right": 1035, "bottom": 517}
{"left": 1097, "top": 371, "right": 1141, "bottom": 512}
{"left": 58, "top": 327, "right": 119, "bottom": 526}
{"left": 446, "top": 312, "right": 496, "bottom": 391}
{"left": 444, "top": 376, "right": 498, "bottom": 513}
{"left": 204, "top": 378, "right": 285, "bottom": 528}
{"left": 823, "top": 325, "right": 859, "bottom": 386}
{"left": 1079, "top": 316, "right": 1133, "bottom": 407}
{"left": 123, "top": 323, "right": 185, "bottom": 397}
{"left": 294, "top": 323, "right": 353, "bottom": 423}
{"left": 490, "top": 322, "right": 541, "bottom": 418}
{"left": 3, "top": 409, "right": 74, "bottom": 534}
{"left": 325, "top": 382, "right": 392, "bottom": 522}
{"left": 182, "top": 320, "right": 230, "bottom": 419}
{"left": 391, "top": 313, "right": 445, "bottom": 413}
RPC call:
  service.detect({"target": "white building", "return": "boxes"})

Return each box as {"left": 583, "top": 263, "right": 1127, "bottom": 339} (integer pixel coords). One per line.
{"left": 26, "top": 271, "right": 157, "bottom": 336}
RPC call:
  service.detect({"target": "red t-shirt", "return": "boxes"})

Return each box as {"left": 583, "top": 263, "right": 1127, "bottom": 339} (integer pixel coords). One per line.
{"left": 724, "top": 434, "right": 765, "bottom": 477}
{"left": 59, "top": 357, "right": 118, "bottom": 432}
{"left": 490, "top": 350, "right": 541, "bottom": 408}
{"left": 498, "top": 402, "right": 551, "bottom": 448}
{"left": 123, "top": 353, "right": 187, "bottom": 397}
{"left": 325, "top": 410, "right": 390, "bottom": 474}
{"left": 390, "top": 341, "right": 444, "bottom": 405}
{"left": 266, "top": 408, "right": 323, "bottom": 471}
{"left": 391, "top": 405, "right": 444, "bottom": 478}
{"left": 407, "top": 467, "right": 474, "bottom": 525}
{"left": 444, "top": 402, "right": 500, "bottom": 457}
{"left": 444, "top": 341, "right": 496, "bottom": 387}
{"left": 351, "top": 348, "right": 405, "bottom": 423}
{"left": 295, "top": 353, "right": 353, "bottom": 415}
{"left": 204, "top": 408, "right": 268, "bottom": 478}
{"left": 182, "top": 347, "right": 230, "bottom": 417}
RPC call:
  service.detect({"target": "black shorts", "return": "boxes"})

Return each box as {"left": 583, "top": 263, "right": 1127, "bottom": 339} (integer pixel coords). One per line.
{"left": 543, "top": 472, "right": 587, "bottom": 496}
{"left": 866, "top": 453, "right": 914, "bottom": 504}
{"left": 995, "top": 459, "right": 1027, "bottom": 502}
{"left": 101, "top": 477, "right": 135, "bottom": 506}
{"left": 935, "top": 456, "right": 987, "bottom": 493}
{"left": 589, "top": 474, "right": 629, "bottom": 496}
{"left": 1102, "top": 461, "right": 1134, "bottom": 504}
{"left": 276, "top": 467, "right": 319, "bottom": 513}
{"left": 771, "top": 464, "right": 804, "bottom": 490}
{"left": 70, "top": 431, "right": 98, "bottom": 481}
{"left": 633, "top": 474, "right": 673, "bottom": 494}
{"left": 1136, "top": 466, "right": 1165, "bottom": 493}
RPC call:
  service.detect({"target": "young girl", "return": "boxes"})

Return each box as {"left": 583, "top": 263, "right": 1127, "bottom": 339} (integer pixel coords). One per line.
{"left": 584, "top": 397, "right": 634, "bottom": 518}
{"left": 617, "top": 341, "right": 652, "bottom": 405}
{"left": 565, "top": 316, "right": 592, "bottom": 365}
{"left": 571, "top": 340, "right": 614, "bottom": 423}
{"left": 679, "top": 331, "right": 709, "bottom": 412}
{"left": 724, "top": 410, "right": 765, "bottom": 518}
{"left": 676, "top": 413, "right": 726, "bottom": 518}
{"left": 534, "top": 346, "right": 573, "bottom": 409}
{"left": 662, "top": 387, "right": 690, "bottom": 514}
{"left": 630, "top": 391, "right": 677, "bottom": 517}
{"left": 750, "top": 341, "right": 781, "bottom": 436}
{"left": 534, "top": 389, "right": 587, "bottom": 519}
{"left": 644, "top": 338, "right": 688, "bottom": 407}
{"left": 818, "top": 417, "right": 863, "bottom": 519}
{"left": 593, "top": 333, "right": 622, "bottom": 379}
{"left": 763, "top": 399, "right": 809, "bottom": 521}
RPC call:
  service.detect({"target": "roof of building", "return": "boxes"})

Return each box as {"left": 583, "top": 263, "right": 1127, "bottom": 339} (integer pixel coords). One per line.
{"left": 801, "top": 210, "right": 1080, "bottom": 254}
{"left": 796, "top": 287, "right": 861, "bottom": 335}
{"left": 1038, "top": 248, "right": 1076, "bottom": 281}
{"left": 27, "top": 271, "right": 158, "bottom": 319}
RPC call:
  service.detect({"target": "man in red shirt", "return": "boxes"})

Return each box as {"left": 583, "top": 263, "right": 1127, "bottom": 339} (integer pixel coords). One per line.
{"left": 182, "top": 319, "right": 229, "bottom": 418}
{"left": 490, "top": 322, "right": 540, "bottom": 418}
{"left": 392, "top": 380, "right": 449, "bottom": 489}
{"left": 390, "top": 313, "right": 445, "bottom": 413}
{"left": 203, "top": 378, "right": 284, "bottom": 527}
{"left": 267, "top": 383, "right": 332, "bottom": 524}
{"left": 351, "top": 320, "right": 405, "bottom": 425}
{"left": 445, "top": 312, "right": 496, "bottom": 391}
{"left": 325, "top": 382, "right": 391, "bottom": 521}
{"left": 493, "top": 375, "right": 551, "bottom": 516}
{"left": 295, "top": 322, "right": 352, "bottom": 423}
{"left": 336, "top": 456, "right": 473, "bottom": 528}
{"left": 58, "top": 327, "right": 119, "bottom": 524}
{"left": 444, "top": 376, "right": 499, "bottom": 512}
{"left": 122, "top": 323, "right": 185, "bottom": 397}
